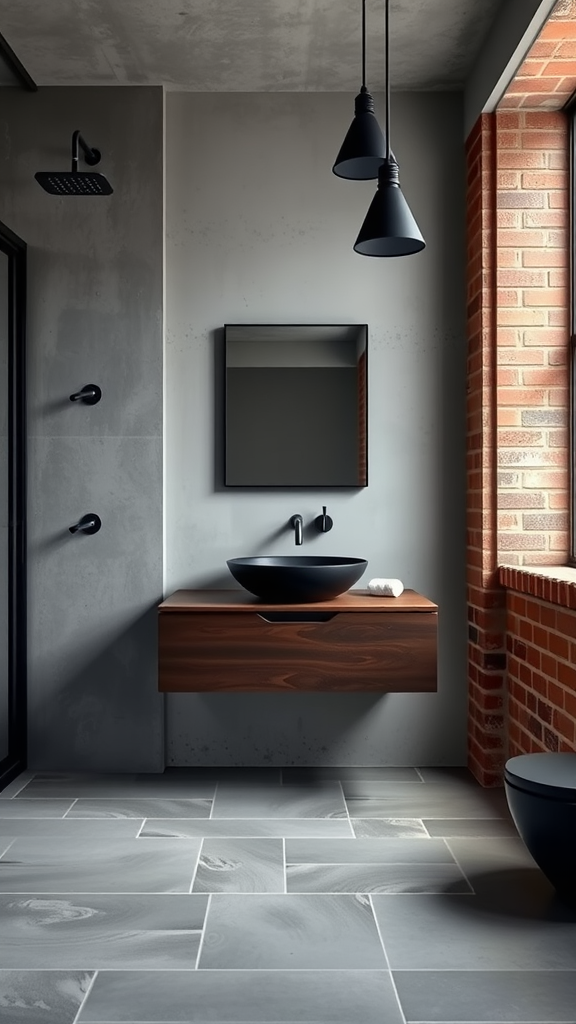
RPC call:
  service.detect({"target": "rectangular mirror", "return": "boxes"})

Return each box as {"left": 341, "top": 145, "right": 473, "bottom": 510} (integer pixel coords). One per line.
{"left": 225, "top": 324, "right": 367, "bottom": 487}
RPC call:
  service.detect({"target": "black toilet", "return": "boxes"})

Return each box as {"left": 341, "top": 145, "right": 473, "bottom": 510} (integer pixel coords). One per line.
{"left": 504, "top": 752, "right": 576, "bottom": 904}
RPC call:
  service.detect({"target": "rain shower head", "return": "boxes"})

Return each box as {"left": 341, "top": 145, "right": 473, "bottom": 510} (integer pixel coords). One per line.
{"left": 35, "top": 130, "right": 113, "bottom": 196}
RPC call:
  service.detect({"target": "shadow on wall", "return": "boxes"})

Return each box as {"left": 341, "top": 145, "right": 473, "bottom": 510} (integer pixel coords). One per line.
{"left": 168, "top": 691, "right": 394, "bottom": 766}
{"left": 29, "top": 605, "right": 164, "bottom": 773}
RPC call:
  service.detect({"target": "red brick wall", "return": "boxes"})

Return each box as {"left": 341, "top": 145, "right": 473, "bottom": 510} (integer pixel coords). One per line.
{"left": 466, "top": 114, "right": 507, "bottom": 787}
{"left": 501, "top": 571, "right": 576, "bottom": 755}
{"left": 466, "top": 0, "right": 575, "bottom": 784}
{"left": 496, "top": 109, "right": 570, "bottom": 565}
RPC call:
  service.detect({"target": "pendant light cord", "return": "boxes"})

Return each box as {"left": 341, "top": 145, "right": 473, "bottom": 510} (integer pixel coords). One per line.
{"left": 362, "top": 0, "right": 366, "bottom": 89}
{"left": 385, "top": 0, "right": 390, "bottom": 162}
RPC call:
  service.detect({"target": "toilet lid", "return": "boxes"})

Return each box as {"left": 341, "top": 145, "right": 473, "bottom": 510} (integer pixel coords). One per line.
{"left": 505, "top": 753, "right": 576, "bottom": 800}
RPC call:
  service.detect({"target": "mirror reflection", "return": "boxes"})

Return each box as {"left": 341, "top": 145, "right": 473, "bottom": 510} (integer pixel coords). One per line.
{"left": 225, "top": 324, "right": 368, "bottom": 487}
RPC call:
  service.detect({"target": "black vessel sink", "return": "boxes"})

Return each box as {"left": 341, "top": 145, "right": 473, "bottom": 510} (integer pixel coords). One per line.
{"left": 226, "top": 556, "right": 368, "bottom": 603}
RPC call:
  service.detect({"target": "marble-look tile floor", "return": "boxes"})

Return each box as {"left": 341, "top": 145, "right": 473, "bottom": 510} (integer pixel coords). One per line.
{"left": 0, "top": 766, "right": 574, "bottom": 1023}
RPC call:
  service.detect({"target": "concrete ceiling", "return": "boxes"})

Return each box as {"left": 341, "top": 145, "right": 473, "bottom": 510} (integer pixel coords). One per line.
{"left": 0, "top": 0, "right": 506, "bottom": 92}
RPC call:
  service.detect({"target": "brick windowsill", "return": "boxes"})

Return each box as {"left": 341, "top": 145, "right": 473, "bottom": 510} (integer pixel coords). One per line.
{"left": 499, "top": 565, "right": 576, "bottom": 610}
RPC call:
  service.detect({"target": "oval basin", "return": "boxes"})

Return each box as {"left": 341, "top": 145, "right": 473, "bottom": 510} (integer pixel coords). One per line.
{"left": 226, "top": 555, "right": 368, "bottom": 603}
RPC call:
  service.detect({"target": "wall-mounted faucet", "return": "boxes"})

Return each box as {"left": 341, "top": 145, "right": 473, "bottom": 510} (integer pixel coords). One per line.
{"left": 290, "top": 514, "right": 303, "bottom": 546}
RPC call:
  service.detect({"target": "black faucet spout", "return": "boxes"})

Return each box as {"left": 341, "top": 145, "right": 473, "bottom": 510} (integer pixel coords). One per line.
{"left": 290, "top": 514, "right": 304, "bottom": 545}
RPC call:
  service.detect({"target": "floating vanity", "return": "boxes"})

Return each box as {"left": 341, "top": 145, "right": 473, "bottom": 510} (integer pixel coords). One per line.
{"left": 158, "top": 589, "right": 438, "bottom": 693}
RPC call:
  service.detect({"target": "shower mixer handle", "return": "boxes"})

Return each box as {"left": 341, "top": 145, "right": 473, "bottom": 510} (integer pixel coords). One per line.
{"left": 69, "top": 513, "right": 101, "bottom": 535}
{"left": 72, "top": 130, "right": 101, "bottom": 171}
{"left": 69, "top": 384, "right": 102, "bottom": 405}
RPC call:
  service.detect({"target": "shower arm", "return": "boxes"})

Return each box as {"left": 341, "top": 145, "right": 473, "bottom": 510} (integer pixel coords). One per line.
{"left": 71, "top": 130, "right": 101, "bottom": 173}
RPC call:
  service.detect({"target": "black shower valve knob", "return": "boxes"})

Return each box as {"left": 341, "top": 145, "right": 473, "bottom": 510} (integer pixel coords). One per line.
{"left": 69, "top": 513, "right": 101, "bottom": 535}
{"left": 314, "top": 506, "right": 333, "bottom": 533}
{"left": 69, "top": 384, "right": 102, "bottom": 405}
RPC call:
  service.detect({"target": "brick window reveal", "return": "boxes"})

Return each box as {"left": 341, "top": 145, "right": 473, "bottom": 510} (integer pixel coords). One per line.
{"left": 465, "top": 0, "right": 576, "bottom": 785}
{"left": 495, "top": 108, "right": 569, "bottom": 566}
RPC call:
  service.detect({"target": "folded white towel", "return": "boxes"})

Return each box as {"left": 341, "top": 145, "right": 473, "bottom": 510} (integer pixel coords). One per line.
{"left": 367, "top": 577, "right": 404, "bottom": 598}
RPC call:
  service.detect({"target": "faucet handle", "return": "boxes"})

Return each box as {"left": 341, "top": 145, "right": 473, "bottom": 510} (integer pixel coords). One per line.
{"left": 315, "top": 505, "right": 333, "bottom": 533}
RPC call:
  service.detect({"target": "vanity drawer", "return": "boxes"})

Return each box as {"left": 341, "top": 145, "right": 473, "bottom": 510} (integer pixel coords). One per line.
{"left": 158, "top": 610, "right": 437, "bottom": 693}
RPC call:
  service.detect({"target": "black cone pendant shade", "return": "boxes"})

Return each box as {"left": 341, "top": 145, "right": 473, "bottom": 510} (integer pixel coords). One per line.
{"left": 354, "top": 158, "right": 425, "bottom": 256}
{"left": 353, "top": 0, "right": 425, "bottom": 257}
{"left": 333, "top": 87, "right": 385, "bottom": 180}
{"left": 333, "top": 0, "right": 385, "bottom": 180}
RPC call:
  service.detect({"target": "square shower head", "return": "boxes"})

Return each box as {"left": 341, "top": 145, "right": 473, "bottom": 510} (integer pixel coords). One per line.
{"left": 34, "top": 171, "right": 113, "bottom": 196}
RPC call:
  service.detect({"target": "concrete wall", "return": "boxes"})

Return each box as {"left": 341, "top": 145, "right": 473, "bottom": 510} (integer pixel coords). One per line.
{"left": 0, "top": 87, "right": 164, "bottom": 771}
{"left": 164, "top": 91, "right": 468, "bottom": 766}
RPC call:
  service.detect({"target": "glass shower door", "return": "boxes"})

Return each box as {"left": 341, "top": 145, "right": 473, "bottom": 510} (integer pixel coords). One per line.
{"left": 0, "top": 220, "right": 26, "bottom": 790}
{"left": 0, "top": 249, "right": 8, "bottom": 764}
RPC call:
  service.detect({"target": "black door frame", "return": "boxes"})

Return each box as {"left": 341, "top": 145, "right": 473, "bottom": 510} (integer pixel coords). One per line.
{"left": 0, "top": 219, "right": 27, "bottom": 790}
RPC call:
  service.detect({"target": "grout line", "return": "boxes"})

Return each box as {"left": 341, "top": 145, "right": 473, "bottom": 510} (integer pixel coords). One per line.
{"left": 443, "top": 838, "right": 475, "bottom": 893}
{"left": 368, "top": 893, "right": 407, "bottom": 1024}
{"left": 71, "top": 968, "right": 98, "bottom": 1024}
{"left": 337, "top": 780, "right": 355, "bottom": 836}
{"left": 209, "top": 784, "right": 218, "bottom": 819}
{"left": 135, "top": 818, "right": 146, "bottom": 838}
{"left": 194, "top": 892, "right": 211, "bottom": 968}
{"left": 414, "top": 767, "right": 425, "bottom": 782}
{"left": 62, "top": 798, "right": 79, "bottom": 818}
{"left": 420, "top": 819, "right": 432, "bottom": 837}
{"left": 189, "top": 838, "right": 204, "bottom": 894}
{"left": 282, "top": 837, "right": 286, "bottom": 894}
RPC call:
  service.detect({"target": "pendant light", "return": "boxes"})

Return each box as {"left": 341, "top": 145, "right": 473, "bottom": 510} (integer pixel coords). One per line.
{"left": 332, "top": 0, "right": 386, "bottom": 180}
{"left": 354, "top": 0, "right": 425, "bottom": 256}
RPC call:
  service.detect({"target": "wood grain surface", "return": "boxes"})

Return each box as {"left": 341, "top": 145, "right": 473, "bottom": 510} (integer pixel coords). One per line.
{"left": 158, "top": 610, "right": 438, "bottom": 693}
{"left": 158, "top": 588, "right": 438, "bottom": 613}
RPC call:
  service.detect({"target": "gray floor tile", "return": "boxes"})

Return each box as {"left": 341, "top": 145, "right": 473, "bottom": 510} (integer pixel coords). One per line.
{"left": 198, "top": 894, "right": 386, "bottom": 969}
{"left": 285, "top": 837, "right": 454, "bottom": 864}
{"left": 282, "top": 767, "right": 422, "bottom": 783}
{"left": 15, "top": 775, "right": 216, "bottom": 799}
{"left": 424, "top": 818, "right": 519, "bottom": 838}
{"left": 0, "top": 772, "right": 36, "bottom": 798}
{"left": 0, "top": 970, "right": 93, "bottom": 1023}
{"left": 287, "top": 863, "right": 471, "bottom": 894}
{"left": 212, "top": 784, "right": 347, "bottom": 819}
{"left": 344, "top": 781, "right": 509, "bottom": 819}
{"left": 164, "top": 767, "right": 283, "bottom": 784}
{"left": 140, "top": 818, "right": 355, "bottom": 838}
{"left": 393, "top": 970, "right": 576, "bottom": 1022}
{"left": 352, "top": 818, "right": 428, "bottom": 838}
{"left": 0, "top": 893, "right": 208, "bottom": 969}
{"left": 416, "top": 766, "right": 482, "bottom": 785}
{"left": 0, "top": 818, "right": 143, "bottom": 838}
{"left": 0, "top": 799, "right": 75, "bottom": 818}
{"left": 66, "top": 798, "right": 212, "bottom": 818}
{"left": 0, "top": 837, "right": 202, "bottom": 893}
{"left": 446, "top": 836, "right": 538, "bottom": 875}
{"left": 78, "top": 969, "right": 404, "bottom": 1023}
{"left": 372, "top": 892, "right": 576, "bottom": 970}
{"left": 192, "top": 838, "right": 284, "bottom": 894}
{"left": 445, "top": 836, "right": 546, "bottom": 899}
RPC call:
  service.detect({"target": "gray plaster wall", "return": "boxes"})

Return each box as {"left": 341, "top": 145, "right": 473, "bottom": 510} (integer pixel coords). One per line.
{"left": 164, "top": 91, "right": 467, "bottom": 767}
{"left": 0, "top": 87, "right": 164, "bottom": 771}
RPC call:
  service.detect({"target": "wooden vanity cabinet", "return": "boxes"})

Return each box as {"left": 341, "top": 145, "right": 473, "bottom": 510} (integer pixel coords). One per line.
{"left": 158, "top": 589, "right": 438, "bottom": 693}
